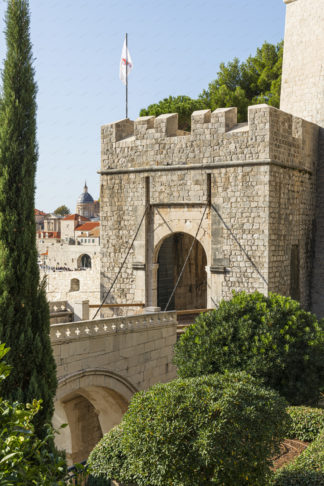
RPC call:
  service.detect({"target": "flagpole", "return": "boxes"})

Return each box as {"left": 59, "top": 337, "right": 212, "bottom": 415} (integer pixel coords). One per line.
{"left": 125, "top": 32, "right": 128, "bottom": 119}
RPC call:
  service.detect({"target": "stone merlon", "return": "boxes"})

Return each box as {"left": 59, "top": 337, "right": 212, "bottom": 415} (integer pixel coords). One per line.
{"left": 100, "top": 105, "right": 318, "bottom": 173}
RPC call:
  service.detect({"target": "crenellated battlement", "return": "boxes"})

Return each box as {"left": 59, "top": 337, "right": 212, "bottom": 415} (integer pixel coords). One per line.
{"left": 101, "top": 104, "right": 318, "bottom": 173}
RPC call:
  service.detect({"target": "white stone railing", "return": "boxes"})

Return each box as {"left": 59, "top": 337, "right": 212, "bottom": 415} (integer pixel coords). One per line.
{"left": 50, "top": 311, "right": 177, "bottom": 343}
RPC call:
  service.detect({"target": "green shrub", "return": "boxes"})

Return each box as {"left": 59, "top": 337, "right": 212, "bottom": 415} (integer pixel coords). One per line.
{"left": 86, "top": 474, "right": 111, "bottom": 485}
{"left": 272, "top": 470, "right": 324, "bottom": 486}
{"left": 89, "top": 372, "right": 289, "bottom": 486}
{"left": 286, "top": 406, "right": 324, "bottom": 441}
{"left": 88, "top": 425, "right": 131, "bottom": 485}
{"left": 272, "top": 429, "right": 324, "bottom": 485}
{"left": 174, "top": 291, "right": 324, "bottom": 405}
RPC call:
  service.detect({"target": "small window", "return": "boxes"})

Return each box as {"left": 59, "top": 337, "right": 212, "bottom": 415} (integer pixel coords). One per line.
{"left": 290, "top": 244, "right": 300, "bottom": 301}
{"left": 70, "top": 278, "right": 80, "bottom": 292}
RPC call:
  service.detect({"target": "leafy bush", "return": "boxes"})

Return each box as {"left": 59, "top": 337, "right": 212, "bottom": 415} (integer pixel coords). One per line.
{"left": 272, "top": 429, "right": 324, "bottom": 485}
{"left": 86, "top": 474, "right": 111, "bottom": 485}
{"left": 272, "top": 470, "right": 324, "bottom": 486}
{"left": 174, "top": 291, "right": 324, "bottom": 405}
{"left": 88, "top": 425, "right": 130, "bottom": 484}
{"left": 89, "top": 372, "right": 289, "bottom": 486}
{"left": 286, "top": 406, "right": 324, "bottom": 442}
{"left": 0, "top": 343, "right": 66, "bottom": 485}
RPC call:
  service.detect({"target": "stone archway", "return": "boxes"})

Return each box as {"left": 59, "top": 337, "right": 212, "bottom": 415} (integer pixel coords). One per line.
{"left": 156, "top": 232, "right": 207, "bottom": 311}
{"left": 53, "top": 369, "right": 136, "bottom": 464}
{"left": 77, "top": 253, "right": 91, "bottom": 269}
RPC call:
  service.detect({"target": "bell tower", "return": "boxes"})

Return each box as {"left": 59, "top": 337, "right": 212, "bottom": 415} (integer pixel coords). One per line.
{"left": 281, "top": 0, "right": 324, "bottom": 127}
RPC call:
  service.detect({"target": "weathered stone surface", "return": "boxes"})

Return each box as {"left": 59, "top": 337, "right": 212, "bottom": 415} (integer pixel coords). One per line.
{"left": 100, "top": 105, "right": 318, "bottom": 314}
{"left": 51, "top": 311, "right": 177, "bottom": 464}
{"left": 281, "top": 0, "right": 324, "bottom": 127}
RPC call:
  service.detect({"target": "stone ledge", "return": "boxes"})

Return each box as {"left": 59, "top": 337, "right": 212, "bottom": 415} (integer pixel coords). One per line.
{"left": 132, "top": 262, "right": 145, "bottom": 270}
{"left": 210, "top": 265, "right": 227, "bottom": 274}
{"left": 98, "top": 159, "right": 313, "bottom": 176}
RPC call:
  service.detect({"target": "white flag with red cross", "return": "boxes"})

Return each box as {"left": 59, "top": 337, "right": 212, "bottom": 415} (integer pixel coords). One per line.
{"left": 119, "top": 38, "right": 133, "bottom": 85}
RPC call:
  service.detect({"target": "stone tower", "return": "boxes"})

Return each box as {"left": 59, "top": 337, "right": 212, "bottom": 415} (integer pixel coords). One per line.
{"left": 281, "top": 0, "right": 324, "bottom": 127}
{"left": 281, "top": 0, "right": 324, "bottom": 316}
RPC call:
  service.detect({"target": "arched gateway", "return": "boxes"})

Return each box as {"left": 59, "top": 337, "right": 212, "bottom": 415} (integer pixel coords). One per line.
{"left": 50, "top": 312, "right": 177, "bottom": 465}
{"left": 157, "top": 232, "right": 207, "bottom": 311}
{"left": 53, "top": 369, "right": 135, "bottom": 464}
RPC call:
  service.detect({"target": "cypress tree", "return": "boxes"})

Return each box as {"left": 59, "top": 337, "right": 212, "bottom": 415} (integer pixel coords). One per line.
{"left": 0, "top": 0, "right": 57, "bottom": 436}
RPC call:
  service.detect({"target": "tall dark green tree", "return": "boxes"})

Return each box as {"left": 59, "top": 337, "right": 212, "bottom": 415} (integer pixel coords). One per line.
{"left": 0, "top": 0, "right": 57, "bottom": 436}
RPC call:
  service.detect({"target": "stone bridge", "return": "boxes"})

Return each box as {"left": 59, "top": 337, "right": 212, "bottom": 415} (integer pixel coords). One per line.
{"left": 50, "top": 311, "right": 177, "bottom": 464}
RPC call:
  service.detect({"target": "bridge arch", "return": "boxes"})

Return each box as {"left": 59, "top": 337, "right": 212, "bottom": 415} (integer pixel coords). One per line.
{"left": 154, "top": 231, "right": 207, "bottom": 311}
{"left": 53, "top": 369, "right": 137, "bottom": 464}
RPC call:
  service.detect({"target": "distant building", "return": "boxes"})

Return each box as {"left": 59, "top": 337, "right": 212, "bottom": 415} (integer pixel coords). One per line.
{"left": 43, "top": 213, "right": 62, "bottom": 234}
{"left": 61, "top": 214, "right": 90, "bottom": 243}
{"left": 35, "top": 209, "right": 46, "bottom": 230}
{"left": 36, "top": 185, "right": 101, "bottom": 314}
{"left": 76, "top": 182, "right": 99, "bottom": 219}
{"left": 75, "top": 221, "right": 100, "bottom": 246}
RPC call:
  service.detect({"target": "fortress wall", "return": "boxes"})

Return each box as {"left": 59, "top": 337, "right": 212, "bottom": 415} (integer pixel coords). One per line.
{"left": 42, "top": 244, "right": 100, "bottom": 271}
{"left": 269, "top": 166, "right": 316, "bottom": 308}
{"left": 51, "top": 311, "right": 177, "bottom": 391}
{"left": 101, "top": 105, "right": 316, "bottom": 173}
{"left": 100, "top": 166, "right": 270, "bottom": 311}
{"left": 281, "top": 0, "right": 324, "bottom": 128}
{"left": 42, "top": 269, "right": 100, "bottom": 306}
{"left": 100, "top": 105, "right": 318, "bottom": 311}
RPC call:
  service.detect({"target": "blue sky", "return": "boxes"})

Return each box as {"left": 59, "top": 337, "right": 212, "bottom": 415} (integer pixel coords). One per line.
{"left": 0, "top": 0, "right": 286, "bottom": 212}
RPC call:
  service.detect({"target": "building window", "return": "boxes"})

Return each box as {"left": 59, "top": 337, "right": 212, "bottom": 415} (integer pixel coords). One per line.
{"left": 70, "top": 278, "right": 80, "bottom": 292}
{"left": 290, "top": 244, "right": 300, "bottom": 301}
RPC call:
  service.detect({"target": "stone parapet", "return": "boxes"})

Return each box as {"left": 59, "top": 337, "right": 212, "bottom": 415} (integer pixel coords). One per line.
{"left": 50, "top": 311, "right": 176, "bottom": 343}
{"left": 101, "top": 105, "right": 318, "bottom": 174}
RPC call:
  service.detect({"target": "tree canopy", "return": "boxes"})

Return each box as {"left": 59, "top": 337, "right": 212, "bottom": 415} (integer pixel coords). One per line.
{"left": 140, "top": 41, "right": 283, "bottom": 127}
{"left": 89, "top": 373, "right": 289, "bottom": 486}
{"left": 140, "top": 95, "right": 205, "bottom": 131}
{"left": 53, "top": 204, "right": 71, "bottom": 217}
{"left": 174, "top": 291, "right": 324, "bottom": 405}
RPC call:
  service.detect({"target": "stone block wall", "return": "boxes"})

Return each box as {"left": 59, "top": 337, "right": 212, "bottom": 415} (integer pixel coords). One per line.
{"left": 280, "top": 0, "right": 324, "bottom": 317}
{"left": 51, "top": 311, "right": 177, "bottom": 463}
{"left": 281, "top": 0, "right": 324, "bottom": 128}
{"left": 268, "top": 166, "right": 316, "bottom": 308}
{"left": 100, "top": 105, "right": 318, "bottom": 313}
{"left": 51, "top": 311, "right": 177, "bottom": 391}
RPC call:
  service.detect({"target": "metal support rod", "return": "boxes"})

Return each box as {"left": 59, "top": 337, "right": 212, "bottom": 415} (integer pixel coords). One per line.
{"left": 92, "top": 204, "right": 149, "bottom": 320}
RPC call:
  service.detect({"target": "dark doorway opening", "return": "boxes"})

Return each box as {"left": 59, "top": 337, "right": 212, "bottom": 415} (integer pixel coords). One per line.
{"left": 157, "top": 232, "right": 207, "bottom": 311}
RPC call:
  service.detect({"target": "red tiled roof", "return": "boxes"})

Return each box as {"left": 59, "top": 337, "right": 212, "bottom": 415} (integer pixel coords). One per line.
{"left": 75, "top": 221, "right": 100, "bottom": 232}
{"left": 35, "top": 209, "right": 46, "bottom": 216}
{"left": 62, "top": 214, "right": 89, "bottom": 222}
